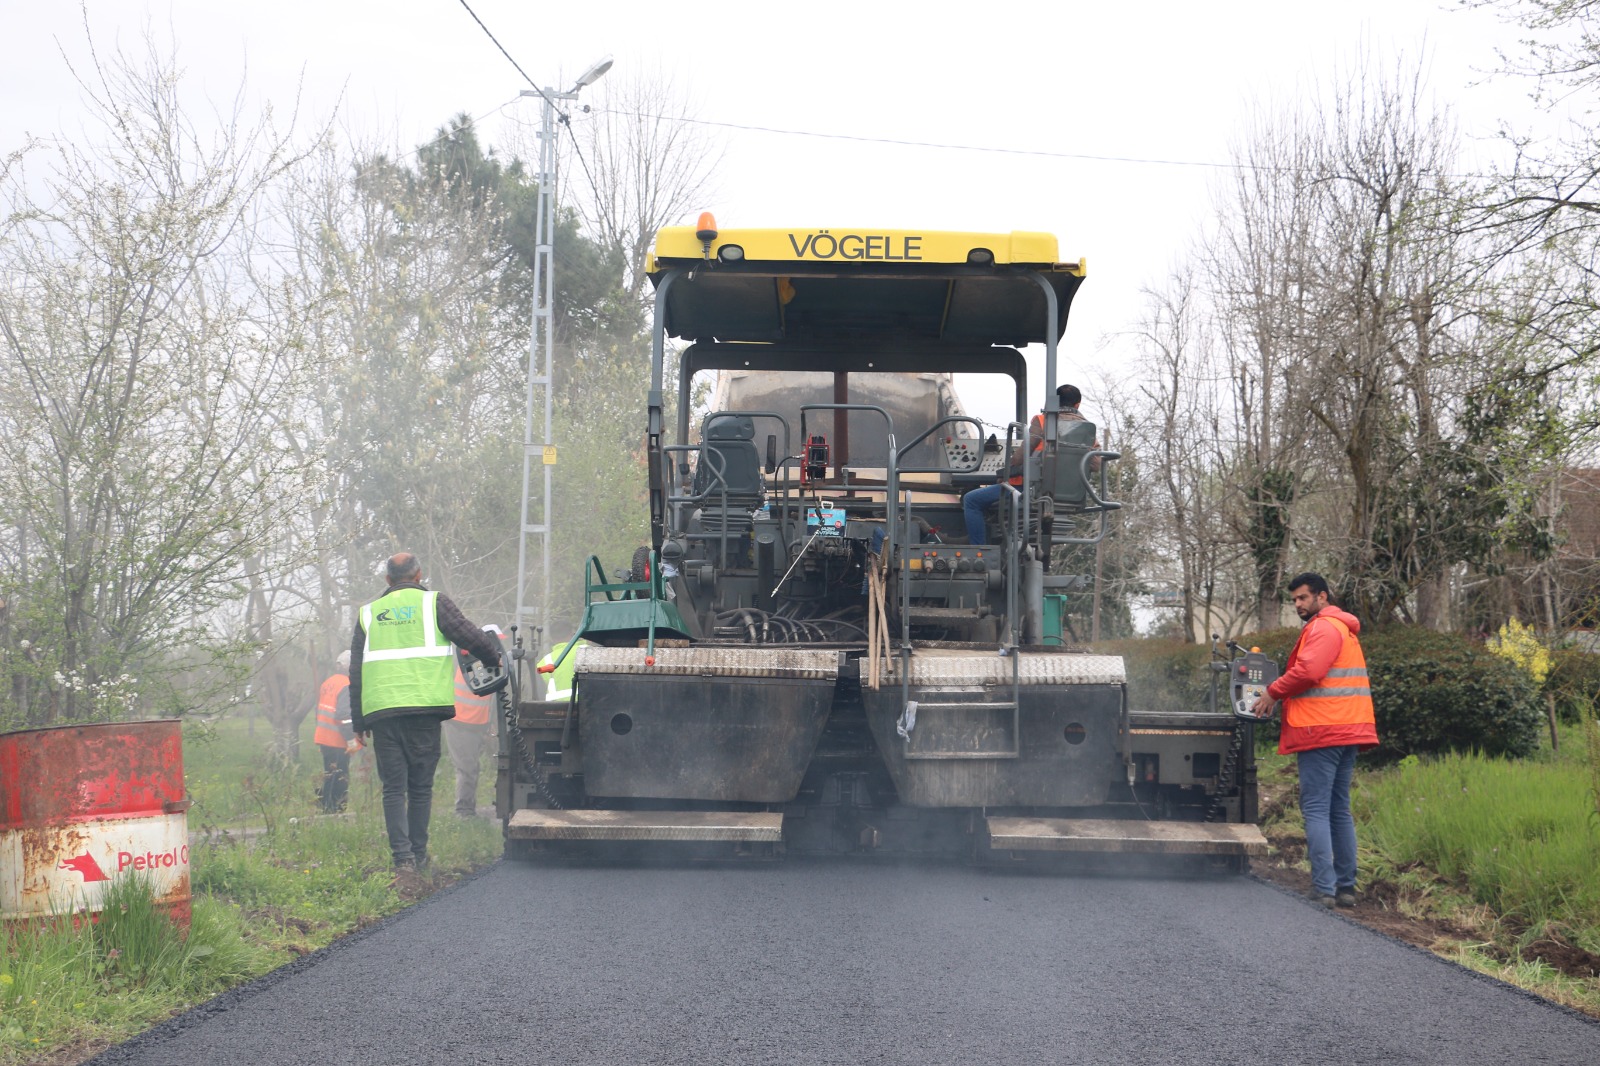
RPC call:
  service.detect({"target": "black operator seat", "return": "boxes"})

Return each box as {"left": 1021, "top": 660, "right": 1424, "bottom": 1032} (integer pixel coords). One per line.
{"left": 693, "top": 414, "right": 765, "bottom": 504}
{"left": 1040, "top": 419, "right": 1098, "bottom": 507}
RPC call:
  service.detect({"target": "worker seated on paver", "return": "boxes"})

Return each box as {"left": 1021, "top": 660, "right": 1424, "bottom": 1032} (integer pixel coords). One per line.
{"left": 963, "top": 384, "right": 1094, "bottom": 545}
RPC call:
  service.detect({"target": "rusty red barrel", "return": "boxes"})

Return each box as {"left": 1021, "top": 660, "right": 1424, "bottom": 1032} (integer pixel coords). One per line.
{"left": 0, "top": 721, "right": 191, "bottom": 927}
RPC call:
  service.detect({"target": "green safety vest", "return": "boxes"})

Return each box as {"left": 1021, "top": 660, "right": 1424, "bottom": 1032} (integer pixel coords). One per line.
{"left": 538, "top": 641, "right": 584, "bottom": 700}
{"left": 358, "top": 588, "right": 455, "bottom": 714}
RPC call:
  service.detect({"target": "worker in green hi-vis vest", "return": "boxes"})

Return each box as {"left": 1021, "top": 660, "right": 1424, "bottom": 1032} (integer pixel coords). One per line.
{"left": 349, "top": 552, "right": 503, "bottom": 882}
{"left": 536, "top": 639, "right": 589, "bottom": 701}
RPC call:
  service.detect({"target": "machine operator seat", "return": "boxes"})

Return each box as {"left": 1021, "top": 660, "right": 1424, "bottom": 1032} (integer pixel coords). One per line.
{"left": 1036, "top": 419, "right": 1099, "bottom": 508}
{"left": 692, "top": 414, "right": 765, "bottom": 504}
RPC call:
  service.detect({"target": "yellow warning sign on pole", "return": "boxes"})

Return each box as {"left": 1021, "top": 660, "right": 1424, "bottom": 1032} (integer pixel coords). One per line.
{"left": 542, "top": 446, "right": 558, "bottom": 465}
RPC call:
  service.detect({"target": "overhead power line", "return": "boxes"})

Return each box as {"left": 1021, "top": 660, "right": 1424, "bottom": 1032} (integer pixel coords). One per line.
{"left": 449, "top": 0, "right": 1290, "bottom": 178}
{"left": 452, "top": 3, "right": 1501, "bottom": 184}
{"left": 594, "top": 106, "right": 1249, "bottom": 172}
{"left": 601, "top": 107, "right": 1519, "bottom": 181}
{"left": 453, "top": 0, "right": 606, "bottom": 204}
{"left": 454, "top": 0, "right": 553, "bottom": 111}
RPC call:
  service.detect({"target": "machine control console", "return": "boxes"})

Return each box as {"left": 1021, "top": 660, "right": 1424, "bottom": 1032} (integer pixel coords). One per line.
{"left": 908, "top": 546, "right": 994, "bottom": 574}
{"left": 946, "top": 434, "right": 1006, "bottom": 485}
{"left": 942, "top": 434, "right": 985, "bottom": 472}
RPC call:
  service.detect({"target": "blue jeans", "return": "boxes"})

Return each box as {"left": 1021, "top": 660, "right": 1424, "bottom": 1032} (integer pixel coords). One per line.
{"left": 371, "top": 715, "right": 444, "bottom": 868}
{"left": 1297, "top": 745, "right": 1359, "bottom": 896}
{"left": 963, "top": 483, "right": 1016, "bottom": 546}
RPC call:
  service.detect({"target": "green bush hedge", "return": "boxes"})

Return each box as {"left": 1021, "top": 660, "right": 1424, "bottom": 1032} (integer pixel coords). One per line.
{"left": 1100, "top": 625, "right": 1544, "bottom": 762}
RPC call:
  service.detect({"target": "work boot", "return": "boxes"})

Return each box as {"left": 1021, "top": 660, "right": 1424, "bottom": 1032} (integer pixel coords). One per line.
{"left": 1335, "top": 887, "right": 1358, "bottom": 909}
{"left": 390, "top": 859, "right": 422, "bottom": 894}
{"left": 1308, "top": 891, "right": 1336, "bottom": 909}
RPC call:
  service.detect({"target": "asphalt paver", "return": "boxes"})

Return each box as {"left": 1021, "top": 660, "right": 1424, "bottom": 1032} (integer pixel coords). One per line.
{"left": 90, "top": 859, "right": 1600, "bottom": 1065}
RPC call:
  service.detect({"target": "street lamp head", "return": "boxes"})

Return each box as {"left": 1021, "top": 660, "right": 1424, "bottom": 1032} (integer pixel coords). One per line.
{"left": 573, "top": 55, "right": 613, "bottom": 91}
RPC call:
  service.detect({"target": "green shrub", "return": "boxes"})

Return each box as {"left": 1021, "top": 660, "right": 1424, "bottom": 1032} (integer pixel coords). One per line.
{"left": 1103, "top": 625, "right": 1543, "bottom": 761}
{"left": 1356, "top": 627, "right": 1543, "bottom": 761}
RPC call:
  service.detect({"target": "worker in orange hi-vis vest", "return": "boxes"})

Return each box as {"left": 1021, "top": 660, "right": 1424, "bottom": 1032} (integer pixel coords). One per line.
{"left": 313, "top": 650, "right": 358, "bottom": 812}
{"left": 443, "top": 625, "right": 508, "bottom": 818}
{"left": 1251, "top": 571, "right": 1379, "bottom": 910}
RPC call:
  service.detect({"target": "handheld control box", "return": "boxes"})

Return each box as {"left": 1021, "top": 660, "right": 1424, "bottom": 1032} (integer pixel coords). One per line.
{"left": 1230, "top": 647, "right": 1280, "bottom": 720}
{"left": 455, "top": 644, "right": 509, "bottom": 697}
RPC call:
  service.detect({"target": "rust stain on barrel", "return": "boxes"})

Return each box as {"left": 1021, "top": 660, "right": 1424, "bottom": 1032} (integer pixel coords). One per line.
{"left": 1, "top": 721, "right": 190, "bottom": 927}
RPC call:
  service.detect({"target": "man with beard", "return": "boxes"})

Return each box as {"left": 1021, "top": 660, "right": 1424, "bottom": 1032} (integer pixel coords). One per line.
{"left": 1252, "top": 572, "right": 1379, "bottom": 909}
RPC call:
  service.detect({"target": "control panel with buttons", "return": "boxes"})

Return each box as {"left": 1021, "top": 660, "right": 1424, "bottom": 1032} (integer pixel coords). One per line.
{"left": 906, "top": 546, "right": 995, "bottom": 574}
{"left": 1230, "top": 648, "right": 1281, "bottom": 720}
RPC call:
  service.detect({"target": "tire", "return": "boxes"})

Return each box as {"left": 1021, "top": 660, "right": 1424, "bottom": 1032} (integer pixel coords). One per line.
{"left": 630, "top": 545, "right": 651, "bottom": 584}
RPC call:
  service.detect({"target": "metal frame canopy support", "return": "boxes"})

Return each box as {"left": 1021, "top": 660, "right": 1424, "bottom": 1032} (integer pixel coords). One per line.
{"left": 514, "top": 56, "right": 612, "bottom": 653}
{"left": 642, "top": 226, "right": 1087, "bottom": 551}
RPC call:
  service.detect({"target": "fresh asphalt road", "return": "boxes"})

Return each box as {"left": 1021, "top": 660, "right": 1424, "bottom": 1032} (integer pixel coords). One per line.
{"left": 92, "top": 859, "right": 1600, "bottom": 1066}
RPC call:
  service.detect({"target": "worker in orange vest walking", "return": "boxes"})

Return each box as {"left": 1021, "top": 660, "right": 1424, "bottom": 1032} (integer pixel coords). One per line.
{"left": 313, "top": 650, "right": 358, "bottom": 813}
{"left": 443, "top": 625, "right": 507, "bottom": 818}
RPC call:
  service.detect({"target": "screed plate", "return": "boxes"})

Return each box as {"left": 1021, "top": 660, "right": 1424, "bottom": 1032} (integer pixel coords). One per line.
{"left": 987, "top": 816, "right": 1268, "bottom": 856}
{"left": 507, "top": 809, "right": 783, "bottom": 843}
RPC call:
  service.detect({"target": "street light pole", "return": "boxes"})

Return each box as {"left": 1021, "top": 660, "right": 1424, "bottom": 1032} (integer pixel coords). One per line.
{"left": 514, "top": 56, "right": 612, "bottom": 660}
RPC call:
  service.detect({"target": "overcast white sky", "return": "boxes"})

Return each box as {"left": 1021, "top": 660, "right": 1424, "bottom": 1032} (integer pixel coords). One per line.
{"left": 1, "top": 0, "right": 1553, "bottom": 423}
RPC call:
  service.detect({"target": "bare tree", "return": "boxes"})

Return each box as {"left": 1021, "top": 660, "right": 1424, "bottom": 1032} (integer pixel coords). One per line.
{"left": 1116, "top": 47, "right": 1571, "bottom": 633}
{"left": 1207, "top": 102, "right": 1324, "bottom": 629}
{"left": 0, "top": 31, "right": 320, "bottom": 727}
{"left": 1117, "top": 269, "right": 1244, "bottom": 639}
{"left": 564, "top": 71, "right": 724, "bottom": 304}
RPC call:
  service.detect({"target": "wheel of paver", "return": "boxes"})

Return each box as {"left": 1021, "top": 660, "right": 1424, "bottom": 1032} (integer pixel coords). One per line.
{"left": 630, "top": 545, "right": 651, "bottom": 584}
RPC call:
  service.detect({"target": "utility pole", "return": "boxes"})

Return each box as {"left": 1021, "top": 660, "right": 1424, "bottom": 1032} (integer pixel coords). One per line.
{"left": 514, "top": 56, "right": 612, "bottom": 658}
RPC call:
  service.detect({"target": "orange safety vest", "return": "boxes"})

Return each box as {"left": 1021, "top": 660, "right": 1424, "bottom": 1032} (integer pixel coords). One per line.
{"left": 1279, "top": 614, "right": 1379, "bottom": 754}
{"left": 1006, "top": 414, "right": 1048, "bottom": 487}
{"left": 313, "top": 672, "right": 350, "bottom": 748}
{"left": 453, "top": 666, "right": 493, "bottom": 726}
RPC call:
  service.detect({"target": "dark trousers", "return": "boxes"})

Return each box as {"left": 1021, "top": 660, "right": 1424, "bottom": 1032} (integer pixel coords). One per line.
{"left": 370, "top": 715, "right": 443, "bottom": 869}
{"left": 318, "top": 744, "right": 350, "bottom": 812}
